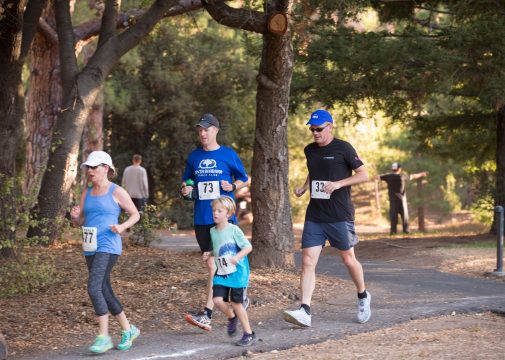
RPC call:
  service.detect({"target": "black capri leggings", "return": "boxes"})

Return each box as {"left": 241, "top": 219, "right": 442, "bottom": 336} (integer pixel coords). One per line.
{"left": 85, "top": 252, "right": 123, "bottom": 316}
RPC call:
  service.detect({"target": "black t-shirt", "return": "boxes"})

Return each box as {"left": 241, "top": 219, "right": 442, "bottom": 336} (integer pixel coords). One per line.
{"left": 304, "top": 138, "right": 364, "bottom": 223}
{"left": 380, "top": 173, "right": 409, "bottom": 200}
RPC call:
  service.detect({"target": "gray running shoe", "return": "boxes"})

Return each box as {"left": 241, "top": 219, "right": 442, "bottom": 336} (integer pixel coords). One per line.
{"left": 236, "top": 332, "right": 257, "bottom": 347}
{"left": 283, "top": 308, "right": 311, "bottom": 327}
{"left": 357, "top": 291, "right": 372, "bottom": 323}
{"left": 185, "top": 311, "right": 212, "bottom": 331}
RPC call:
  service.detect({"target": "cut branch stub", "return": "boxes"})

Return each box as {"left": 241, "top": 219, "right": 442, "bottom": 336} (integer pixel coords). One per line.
{"left": 267, "top": 12, "right": 288, "bottom": 35}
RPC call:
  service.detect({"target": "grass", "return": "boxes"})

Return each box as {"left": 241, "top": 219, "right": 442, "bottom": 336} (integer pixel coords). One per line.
{"left": 441, "top": 241, "right": 498, "bottom": 249}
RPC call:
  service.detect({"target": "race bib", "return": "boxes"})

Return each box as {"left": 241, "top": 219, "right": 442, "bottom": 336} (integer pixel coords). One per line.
{"left": 198, "top": 181, "right": 220, "bottom": 200}
{"left": 81, "top": 226, "right": 98, "bottom": 252}
{"left": 216, "top": 255, "right": 237, "bottom": 276}
{"left": 311, "top": 180, "right": 330, "bottom": 199}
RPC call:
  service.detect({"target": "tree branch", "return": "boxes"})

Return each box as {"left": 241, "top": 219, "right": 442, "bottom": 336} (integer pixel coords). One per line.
{"left": 21, "top": 0, "right": 48, "bottom": 59}
{"left": 38, "top": 17, "right": 59, "bottom": 45}
{"left": 202, "top": 0, "right": 267, "bottom": 34}
{"left": 54, "top": 0, "right": 80, "bottom": 84}
{"left": 74, "top": 0, "right": 203, "bottom": 51}
{"left": 98, "top": 0, "right": 120, "bottom": 47}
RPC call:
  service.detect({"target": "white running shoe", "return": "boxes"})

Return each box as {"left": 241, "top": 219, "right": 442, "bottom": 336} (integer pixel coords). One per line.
{"left": 357, "top": 291, "right": 372, "bottom": 323}
{"left": 283, "top": 308, "right": 311, "bottom": 327}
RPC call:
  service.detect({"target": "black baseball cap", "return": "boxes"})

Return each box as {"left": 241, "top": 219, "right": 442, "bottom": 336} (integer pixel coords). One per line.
{"left": 195, "top": 113, "right": 220, "bottom": 128}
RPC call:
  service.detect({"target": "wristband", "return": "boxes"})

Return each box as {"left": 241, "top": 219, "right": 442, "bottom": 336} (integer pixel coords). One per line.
{"left": 231, "top": 183, "right": 237, "bottom": 191}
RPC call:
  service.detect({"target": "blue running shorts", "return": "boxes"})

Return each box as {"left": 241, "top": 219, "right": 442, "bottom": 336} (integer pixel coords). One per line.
{"left": 301, "top": 221, "right": 359, "bottom": 251}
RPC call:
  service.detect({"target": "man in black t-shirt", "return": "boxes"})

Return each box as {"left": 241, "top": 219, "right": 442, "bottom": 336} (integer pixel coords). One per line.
{"left": 376, "top": 163, "right": 428, "bottom": 235}
{"left": 283, "top": 109, "right": 372, "bottom": 328}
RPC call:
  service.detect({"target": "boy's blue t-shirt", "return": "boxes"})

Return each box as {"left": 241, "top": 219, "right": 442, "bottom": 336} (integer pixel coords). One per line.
{"left": 210, "top": 224, "right": 251, "bottom": 288}
{"left": 182, "top": 146, "right": 248, "bottom": 225}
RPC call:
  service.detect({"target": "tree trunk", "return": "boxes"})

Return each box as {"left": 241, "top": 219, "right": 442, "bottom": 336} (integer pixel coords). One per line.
{"left": 250, "top": 2, "right": 294, "bottom": 267}
{"left": 27, "top": 0, "right": 185, "bottom": 243}
{"left": 27, "top": 80, "right": 101, "bottom": 242}
{"left": 23, "top": 5, "right": 61, "bottom": 207}
{"left": 0, "top": 0, "right": 27, "bottom": 258}
{"left": 82, "top": 90, "right": 104, "bottom": 155}
{"left": 417, "top": 178, "right": 425, "bottom": 232}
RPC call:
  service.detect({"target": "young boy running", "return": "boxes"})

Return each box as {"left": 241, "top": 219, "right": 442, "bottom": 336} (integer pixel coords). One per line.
{"left": 204, "top": 196, "right": 256, "bottom": 346}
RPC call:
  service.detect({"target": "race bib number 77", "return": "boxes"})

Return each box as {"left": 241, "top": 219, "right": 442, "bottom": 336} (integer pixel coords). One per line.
{"left": 81, "top": 226, "right": 98, "bottom": 252}
{"left": 311, "top": 180, "right": 330, "bottom": 199}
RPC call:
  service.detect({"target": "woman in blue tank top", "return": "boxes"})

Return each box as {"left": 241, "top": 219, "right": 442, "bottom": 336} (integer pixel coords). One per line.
{"left": 70, "top": 151, "right": 140, "bottom": 354}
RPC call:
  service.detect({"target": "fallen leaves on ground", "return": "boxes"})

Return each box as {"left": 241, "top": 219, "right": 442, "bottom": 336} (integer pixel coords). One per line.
{"left": 0, "top": 243, "right": 345, "bottom": 357}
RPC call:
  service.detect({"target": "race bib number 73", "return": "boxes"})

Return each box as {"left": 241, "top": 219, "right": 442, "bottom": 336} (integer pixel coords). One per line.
{"left": 81, "top": 226, "right": 98, "bottom": 252}
{"left": 198, "top": 181, "right": 220, "bottom": 200}
{"left": 311, "top": 180, "right": 330, "bottom": 199}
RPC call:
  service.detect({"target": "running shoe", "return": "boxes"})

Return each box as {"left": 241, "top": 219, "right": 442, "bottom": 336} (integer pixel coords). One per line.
{"left": 357, "top": 291, "right": 372, "bottom": 323}
{"left": 236, "top": 332, "right": 257, "bottom": 347}
{"left": 185, "top": 311, "right": 212, "bottom": 331}
{"left": 283, "top": 307, "right": 311, "bottom": 327}
{"left": 227, "top": 316, "right": 238, "bottom": 336}
{"left": 89, "top": 335, "right": 113, "bottom": 354}
{"left": 117, "top": 324, "right": 140, "bottom": 350}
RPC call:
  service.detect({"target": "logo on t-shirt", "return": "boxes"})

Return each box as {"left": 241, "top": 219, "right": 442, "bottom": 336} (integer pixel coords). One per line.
{"left": 323, "top": 156, "right": 334, "bottom": 160}
{"left": 199, "top": 159, "right": 217, "bottom": 169}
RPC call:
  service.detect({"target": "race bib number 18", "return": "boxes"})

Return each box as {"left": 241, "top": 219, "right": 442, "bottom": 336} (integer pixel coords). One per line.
{"left": 81, "top": 226, "right": 98, "bottom": 252}
{"left": 216, "top": 255, "right": 237, "bottom": 275}
{"left": 311, "top": 180, "right": 330, "bottom": 199}
{"left": 198, "top": 181, "right": 220, "bottom": 200}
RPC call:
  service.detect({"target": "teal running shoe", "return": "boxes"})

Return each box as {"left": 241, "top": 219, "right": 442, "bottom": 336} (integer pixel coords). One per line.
{"left": 89, "top": 335, "right": 113, "bottom": 354}
{"left": 117, "top": 324, "right": 140, "bottom": 351}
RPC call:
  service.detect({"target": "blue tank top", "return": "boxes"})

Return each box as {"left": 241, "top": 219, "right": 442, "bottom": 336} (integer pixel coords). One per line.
{"left": 83, "top": 183, "right": 122, "bottom": 256}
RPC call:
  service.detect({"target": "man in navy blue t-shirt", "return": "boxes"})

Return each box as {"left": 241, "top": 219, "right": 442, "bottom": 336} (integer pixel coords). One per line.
{"left": 376, "top": 162, "right": 428, "bottom": 235}
{"left": 180, "top": 113, "right": 249, "bottom": 331}
{"left": 283, "top": 109, "right": 372, "bottom": 327}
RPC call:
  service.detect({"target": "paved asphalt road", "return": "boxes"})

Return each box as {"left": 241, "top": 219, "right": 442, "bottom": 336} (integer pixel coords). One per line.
{"left": 13, "top": 234, "right": 505, "bottom": 360}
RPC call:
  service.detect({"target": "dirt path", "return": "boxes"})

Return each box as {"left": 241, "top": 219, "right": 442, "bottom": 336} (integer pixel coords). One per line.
{"left": 3, "top": 224, "right": 505, "bottom": 359}
{"left": 240, "top": 312, "right": 505, "bottom": 360}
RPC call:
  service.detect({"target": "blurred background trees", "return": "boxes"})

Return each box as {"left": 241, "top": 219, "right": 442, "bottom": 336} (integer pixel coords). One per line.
{"left": 1, "top": 0, "right": 502, "bottom": 266}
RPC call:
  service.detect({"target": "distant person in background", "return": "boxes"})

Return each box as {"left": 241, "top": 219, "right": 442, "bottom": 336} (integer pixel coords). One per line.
{"left": 122, "top": 154, "right": 149, "bottom": 212}
{"left": 375, "top": 162, "right": 428, "bottom": 235}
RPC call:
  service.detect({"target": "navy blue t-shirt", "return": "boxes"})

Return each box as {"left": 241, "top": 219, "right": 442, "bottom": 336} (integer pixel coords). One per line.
{"left": 183, "top": 146, "right": 248, "bottom": 225}
{"left": 380, "top": 173, "right": 409, "bottom": 200}
{"left": 304, "top": 138, "right": 364, "bottom": 223}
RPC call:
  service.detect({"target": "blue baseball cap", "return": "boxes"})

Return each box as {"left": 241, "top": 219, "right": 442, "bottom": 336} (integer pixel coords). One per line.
{"left": 306, "top": 109, "right": 333, "bottom": 126}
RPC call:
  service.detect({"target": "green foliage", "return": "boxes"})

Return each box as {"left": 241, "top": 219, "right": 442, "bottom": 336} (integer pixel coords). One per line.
{"left": 105, "top": 14, "right": 258, "bottom": 227}
{"left": 0, "top": 255, "right": 56, "bottom": 298}
{"left": 290, "top": 1, "right": 505, "bottom": 222}
{"left": 128, "top": 204, "right": 171, "bottom": 246}
{"left": 471, "top": 194, "right": 495, "bottom": 225}
{"left": 0, "top": 174, "right": 49, "bottom": 254}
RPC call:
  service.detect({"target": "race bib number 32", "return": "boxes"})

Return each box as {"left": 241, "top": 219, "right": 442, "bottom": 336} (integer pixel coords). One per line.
{"left": 198, "top": 181, "right": 220, "bottom": 200}
{"left": 311, "top": 180, "right": 330, "bottom": 199}
{"left": 216, "top": 255, "right": 237, "bottom": 276}
{"left": 81, "top": 226, "right": 98, "bottom": 252}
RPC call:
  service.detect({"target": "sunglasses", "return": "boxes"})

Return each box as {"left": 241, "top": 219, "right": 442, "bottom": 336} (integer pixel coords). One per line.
{"left": 309, "top": 125, "right": 328, "bottom": 133}
{"left": 86, "top": 164, "right": 103, "bottom": 170}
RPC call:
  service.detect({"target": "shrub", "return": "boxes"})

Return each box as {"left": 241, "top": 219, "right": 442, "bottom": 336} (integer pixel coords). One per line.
{"left": 0, "top": 255, "right": 56, "bottom": 298}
